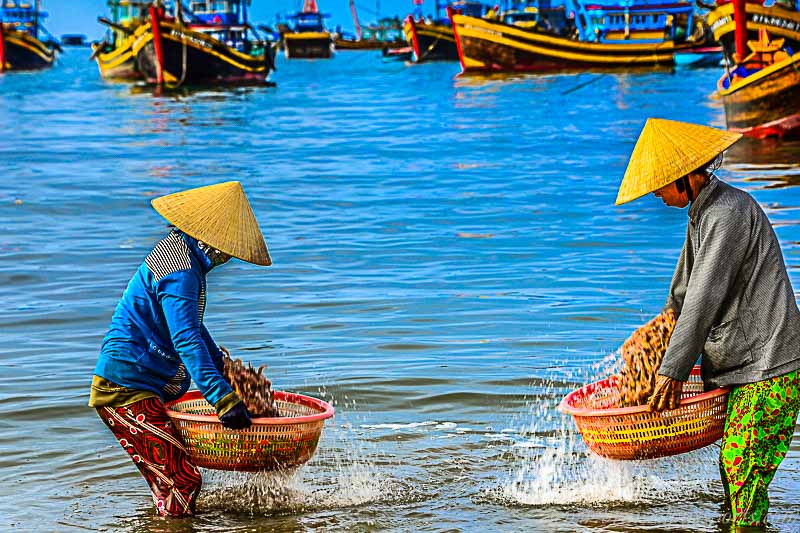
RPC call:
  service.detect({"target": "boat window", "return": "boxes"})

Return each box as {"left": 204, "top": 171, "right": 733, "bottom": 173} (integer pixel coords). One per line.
{"left": 191, "top": 2, "right": 207, "bottom": 13}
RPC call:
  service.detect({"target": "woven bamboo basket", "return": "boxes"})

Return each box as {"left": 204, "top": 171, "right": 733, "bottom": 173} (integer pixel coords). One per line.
{"left": 559, "top": 366, "right": 729, "bottom": 460}
{"left": 165, "top": 390, "right": 334, "bottom": 471}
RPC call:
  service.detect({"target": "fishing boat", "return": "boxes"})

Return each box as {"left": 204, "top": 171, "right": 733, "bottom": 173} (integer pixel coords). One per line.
{"left": 336, "top": 18, "right": 407, "bottom": 49}
{"left": 92, "top": 0, "right": 148, "bottom": 80}
{"left": 130, "top": 0, "right": 276, "bottom": 85}
{"left": 448, "top": 0, "right": 713, "bottom": 73}
{"left": 707, "top": 0, "right": 800, "bottom": 55}
{"left": 283, "top": 0, "right": 332, "bottom": 58}
{"left": 403, "top": 15, "right": 458, "bottom": 61}
{"left": 0, "top": 0, "right": 59, "bottom": 71}
{"left": 403, "top": 1, "right": 483, "bottom": 62}
{"left": 673, "top": 45, "right": 722, "bottom": 67}
{"left": 716, "top": 0, "right": 800, "bottom": 138}
{"left": 382, "top": 44, "right": 413, "bottom": 60}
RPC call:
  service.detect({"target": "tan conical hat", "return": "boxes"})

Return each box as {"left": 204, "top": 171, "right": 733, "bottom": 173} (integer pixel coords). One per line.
{"left": 615, "top": 119, "right": 742, "bottom": 205}
{"left": 152, "top": 181, "right": 271, "bottom": 266}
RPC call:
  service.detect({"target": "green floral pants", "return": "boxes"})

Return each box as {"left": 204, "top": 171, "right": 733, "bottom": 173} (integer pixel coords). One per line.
{"left": 719, "top": 369, "right": 800, "bottom": 527}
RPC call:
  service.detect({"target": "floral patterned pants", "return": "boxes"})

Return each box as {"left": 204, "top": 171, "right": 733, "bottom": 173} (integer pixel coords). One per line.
{"left": 96, "top": 398, "right": 202, "bottom": 517}
{"left": 720, "top": 369, "right": 800, "bottom": 527}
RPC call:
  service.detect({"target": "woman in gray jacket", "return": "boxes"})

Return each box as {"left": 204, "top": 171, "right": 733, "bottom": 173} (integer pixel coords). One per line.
{"left": 616, "top": 118, "right": 800, "bottom": 528}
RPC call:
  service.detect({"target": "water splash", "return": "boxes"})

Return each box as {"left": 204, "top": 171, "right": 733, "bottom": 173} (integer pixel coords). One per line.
{"left": 198, "top": 395, "right": 409, "bottom": 516}
{"left": 494, "top": 349, "right": 720, "bottom": 507}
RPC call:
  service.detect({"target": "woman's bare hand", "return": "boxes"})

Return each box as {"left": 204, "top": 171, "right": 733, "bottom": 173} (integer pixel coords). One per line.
{"left": 647, "top": 375, "right": 684, "bottom": 412}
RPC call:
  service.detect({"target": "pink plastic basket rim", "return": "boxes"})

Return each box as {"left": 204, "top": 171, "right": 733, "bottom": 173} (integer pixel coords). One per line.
{"left": 165, "top": 389, "right": 335, "bottom": 425}
{"left": 559, "top": 365, "right": 729, "bottom": 417}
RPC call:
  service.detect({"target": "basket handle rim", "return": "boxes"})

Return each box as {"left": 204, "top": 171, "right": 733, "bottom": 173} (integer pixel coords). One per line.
{"left": 558, "top": 365, "right": 730, "bottom": 417}
{"left": 165, "top": 389, "right": 336, "bottom": 425}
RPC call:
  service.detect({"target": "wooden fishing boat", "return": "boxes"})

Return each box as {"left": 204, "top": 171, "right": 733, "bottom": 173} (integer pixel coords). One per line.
{"left": 448, "top": 0, "right": 712, "bottom": 73}
{"left": 92, "top": 0, "right": 148, "bottom": 80}
{"left": 382, "top": 45, "right": 413, "bottom": 61}
{"left": 707, "top": 0, "right": 800, "bottom": 55}
{"left": 131, "top": 0, "right": 276, "bottom": 85}
{"left": 0, "top": 0, "right": 58, "bottom": 71}
{"left": 674, "top": 46, "right": 723, "bottom": 67}
{"left": 334, "top": 36, "right": 385, "bottom": 49}
{"left": 402, "top": 1, "right": 483, "bottom": 62}
{"left": 283, "top": 0, "right": 332, "bottom": 59}
{"left": 403, "top": 16, "right": 459, "bottom": 61}
{"left": 336, "top": 17, "right": 406, "bottom": 50}
{"left": 716, "top": 0, "right": 800, "bottom": 138}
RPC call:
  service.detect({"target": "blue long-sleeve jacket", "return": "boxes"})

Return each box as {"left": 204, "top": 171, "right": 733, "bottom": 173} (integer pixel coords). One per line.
{"left": 94, "top": 230, "right": 238, "bottom": 413}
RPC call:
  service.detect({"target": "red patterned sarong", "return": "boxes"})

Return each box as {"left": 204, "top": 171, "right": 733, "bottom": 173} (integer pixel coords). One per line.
{"left": 96, "top": 397, "right": 202, "bottom": 517}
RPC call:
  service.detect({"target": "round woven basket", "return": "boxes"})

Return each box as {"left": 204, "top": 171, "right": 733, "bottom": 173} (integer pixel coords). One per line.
{"left": 559, "top": 366, "right": 729, "bottom": 460}
{"left": 165, "top": 390, "right": 334, "bottom": 471}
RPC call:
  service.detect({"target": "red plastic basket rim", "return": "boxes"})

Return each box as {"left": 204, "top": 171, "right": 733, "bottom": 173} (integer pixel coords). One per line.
{"left": 559, "top": 366, "right": 729, "bottom": 418}
{"left": 165, "top": 389, "right": 335, "bottom": 425}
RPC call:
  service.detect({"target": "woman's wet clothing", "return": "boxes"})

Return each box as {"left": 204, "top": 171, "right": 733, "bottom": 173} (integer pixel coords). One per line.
{"left": 720, "top": 369, "right": 800, "bottom": 526}
{"left": 90, "top": 230, "right": 243, "bottom": 517}
{"left": 659, "top": 178, "right": 800, "bottom": 527}
{"left": 661, "top": 177, "right": 800, "bottom": 389}
{"left": 96, "top": 397, "right": 202, "bottom": 517}
{"left": 91, "top": 230, "right": 239, "bottom": 416}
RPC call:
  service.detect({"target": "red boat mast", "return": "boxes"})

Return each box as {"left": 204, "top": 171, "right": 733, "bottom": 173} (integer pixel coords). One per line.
{"left": 350, "top": 0, "right": 362, "bottom": 40}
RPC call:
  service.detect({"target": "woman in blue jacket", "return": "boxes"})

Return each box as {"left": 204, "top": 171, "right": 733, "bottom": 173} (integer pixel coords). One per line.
{"left": 89, "top": 181, "right": 271, "bottom": 517}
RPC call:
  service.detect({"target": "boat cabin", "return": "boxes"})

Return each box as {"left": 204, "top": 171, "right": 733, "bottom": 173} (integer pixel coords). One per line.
{"left": 289, "top": 11, "right": 329, "bottom": 33}
{"left": 501, "top": 0, "right": 696, "bottom": 42}
{"left": 1, "top": 0, "right": 45, "bottom": 36}
{"left": 451, "top": 0, "right": 486, "bottom": 18}
{"left": 362, "top": 16, "right": 403, "bottom": 41}
{"left": 189, "top": 0, "right": 240, "bottom": 26}
{"left": 574, "top": 0, "right": 695, "bottom": 43}
{"left": 183, "top": 0, "right": 257, "bottom": 51}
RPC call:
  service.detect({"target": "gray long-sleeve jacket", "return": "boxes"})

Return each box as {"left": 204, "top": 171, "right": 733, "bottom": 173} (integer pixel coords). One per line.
{"left": 659, "top": 177, "right": 800, "bottom": 389}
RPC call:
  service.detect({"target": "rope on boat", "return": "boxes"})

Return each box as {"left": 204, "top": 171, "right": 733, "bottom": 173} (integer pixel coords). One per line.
{"left": 175, "top": 37, "right": 188, "bottom": 88}
{"left": 419, "top": 36, "right": 441, "bottom": 62}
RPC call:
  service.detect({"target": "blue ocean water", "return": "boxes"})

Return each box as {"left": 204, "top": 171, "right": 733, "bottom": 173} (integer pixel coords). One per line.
{"left": 1, "top": 49, "right": 799, "bottom": 532}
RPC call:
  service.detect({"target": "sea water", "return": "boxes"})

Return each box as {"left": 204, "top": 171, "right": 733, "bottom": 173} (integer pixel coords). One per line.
{"left": 1, "top": 49, "right": 799, "bottom": 532}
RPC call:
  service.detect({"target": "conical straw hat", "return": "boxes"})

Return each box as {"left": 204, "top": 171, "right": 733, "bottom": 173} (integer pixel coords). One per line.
{"left": 616, "top": 119, "right": 742, "bottom": 205}
{"left": 152, "top": 181, "right": 271, "bottom": 266}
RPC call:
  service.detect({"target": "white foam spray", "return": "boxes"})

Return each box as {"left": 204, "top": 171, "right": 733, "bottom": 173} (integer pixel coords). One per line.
{"left": 198, "top": 394, "right": 405, "bottom": 516}
{"left": 495, "top": 349, "right": 720, "bottom": 507}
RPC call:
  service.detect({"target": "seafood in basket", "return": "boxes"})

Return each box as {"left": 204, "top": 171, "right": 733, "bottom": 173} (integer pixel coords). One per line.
{"left": 617, "top": 309, "right": 677, "bottom": 407}
{"left": 166, "top": 389, "right": 334, "bottom": 471}
{"left": 221, "top": 350, "right": 280, "bottom": 417}
{"left": 560, "top": 366, "right": 729, "bottom": 460}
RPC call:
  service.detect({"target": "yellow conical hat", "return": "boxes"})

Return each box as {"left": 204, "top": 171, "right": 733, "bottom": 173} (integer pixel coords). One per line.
{"left": 152, "top": 181, "right": 271, "bottom": 266}
{"left": 615, "top": 119, "right": 742, "bottom": 205}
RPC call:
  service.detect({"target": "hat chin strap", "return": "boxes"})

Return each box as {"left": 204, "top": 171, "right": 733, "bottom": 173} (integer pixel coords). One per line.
{"left": 683, "top": 176, "right": 694, "bottom": 203}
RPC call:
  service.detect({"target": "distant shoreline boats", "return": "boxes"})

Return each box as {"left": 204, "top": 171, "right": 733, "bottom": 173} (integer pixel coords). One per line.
{"left": 0, "top": 0, "right": 59, "bottom": 71}
{"left": 448, "top": 0, "right": 717, "bottom": 73}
